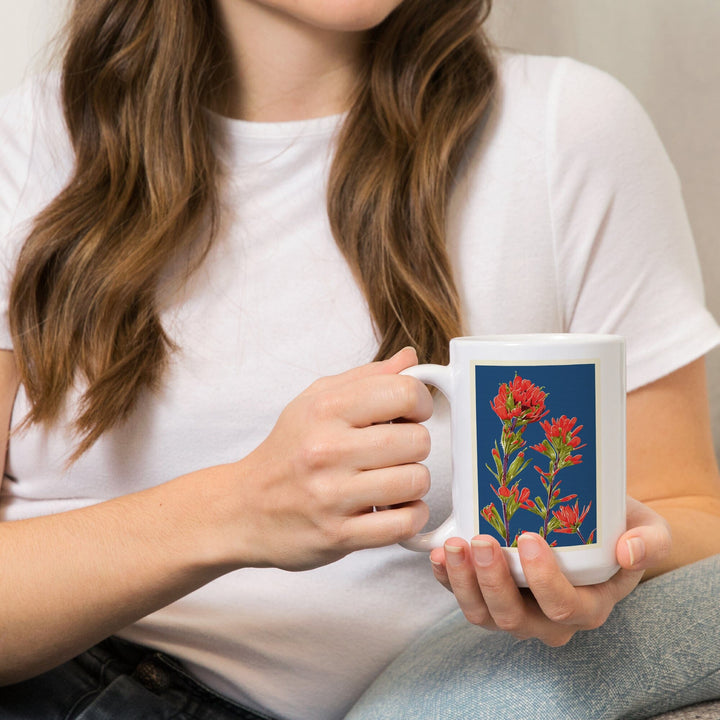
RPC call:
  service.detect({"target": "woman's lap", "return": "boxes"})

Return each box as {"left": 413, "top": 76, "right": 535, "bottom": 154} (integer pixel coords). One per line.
{"left": 345, "top": 554, "right": 720, "bottom": 720}
{"left": 1, "top": 556, "right": 718, "bottom": 720}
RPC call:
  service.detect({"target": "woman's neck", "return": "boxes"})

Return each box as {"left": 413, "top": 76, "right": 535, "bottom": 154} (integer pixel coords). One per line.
{"left": 212, "top": 0, "right": 366, "bottom": 122}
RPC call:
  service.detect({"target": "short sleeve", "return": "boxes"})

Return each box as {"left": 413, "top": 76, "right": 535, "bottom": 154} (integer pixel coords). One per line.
{"left": 0, "top": 75, "right": 71, "bottom": 351}
{"left": 546, "top": 58, "right": 720, "bottom": 391}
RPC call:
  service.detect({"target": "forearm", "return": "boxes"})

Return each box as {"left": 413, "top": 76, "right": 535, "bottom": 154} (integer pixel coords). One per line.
{"left": 0, "top": 349, "right": 432, "bottom": 685}
{"left": 0, "top": 467, "right": 234, "bottom": 685}
{"left": 643, "top": 494, "right": 720, "bottom": 579}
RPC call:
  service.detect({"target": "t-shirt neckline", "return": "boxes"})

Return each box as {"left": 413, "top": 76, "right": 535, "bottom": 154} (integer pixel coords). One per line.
{"left": 206, "top": 108, "right": 345, "bottom": 141}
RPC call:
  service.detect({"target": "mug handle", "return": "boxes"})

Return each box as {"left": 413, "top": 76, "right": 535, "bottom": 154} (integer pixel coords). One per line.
{"left": 398, "top": 364, "right": 456, "bottom": 552}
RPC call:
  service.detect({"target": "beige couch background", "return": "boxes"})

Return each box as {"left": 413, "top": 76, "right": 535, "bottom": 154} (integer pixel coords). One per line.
{"left": 2, "top": 0, "right": 719, "bottom": 458}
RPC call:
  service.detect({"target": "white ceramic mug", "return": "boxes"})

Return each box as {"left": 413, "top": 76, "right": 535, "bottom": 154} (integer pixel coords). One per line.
{"left": 401, "top": 334, "right": 626, "bottom": 586}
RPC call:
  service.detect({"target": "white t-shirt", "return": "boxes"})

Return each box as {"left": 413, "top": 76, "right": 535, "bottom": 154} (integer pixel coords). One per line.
{"left": 1, "top": 52, "right": 719, "bottom": 720}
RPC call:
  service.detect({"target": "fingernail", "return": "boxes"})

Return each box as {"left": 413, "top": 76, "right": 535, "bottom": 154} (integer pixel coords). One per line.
{"left": 470, "top": 538, "right": 494, "bottom": 567}
{"left": 626, "top": 537, "right": 646, "bottom": 567}
{"left": 518, "top": 533, "right": 542, "bottom": 560}
{"left": 445, "top": 544, "right": 465, "bottom": 566}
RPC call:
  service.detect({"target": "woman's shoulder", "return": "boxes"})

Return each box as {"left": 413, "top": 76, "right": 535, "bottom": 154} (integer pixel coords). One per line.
{"left": 493, "top": 51, "right": 661, "bottom": 167}
{"left": 496, "top": 50, "right": 635, "bottom": 106}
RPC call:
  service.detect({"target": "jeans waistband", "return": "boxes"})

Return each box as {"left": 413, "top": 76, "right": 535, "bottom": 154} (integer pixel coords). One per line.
{"left": 91, "top": 636, "right": 278, "bottom": 720}
{"left": 0, "top": 635, "right": 280, "bottom": 720}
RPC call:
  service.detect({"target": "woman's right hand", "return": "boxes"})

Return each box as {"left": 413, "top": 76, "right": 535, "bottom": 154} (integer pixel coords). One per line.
{"left": 215, "top": 346, "right": 434, "bottom": 571}
{"left": 0, "top": 347, "right": 432, "bottom": 683}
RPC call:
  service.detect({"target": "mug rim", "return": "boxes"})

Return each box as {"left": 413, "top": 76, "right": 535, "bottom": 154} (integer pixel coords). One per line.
{"left": 450, "top": 333, "right": 623, "bottom": 345}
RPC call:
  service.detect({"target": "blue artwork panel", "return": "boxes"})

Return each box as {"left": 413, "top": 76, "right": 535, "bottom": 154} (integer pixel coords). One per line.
{"left": 473, "top": 363, "right": 597, "bottom": 548}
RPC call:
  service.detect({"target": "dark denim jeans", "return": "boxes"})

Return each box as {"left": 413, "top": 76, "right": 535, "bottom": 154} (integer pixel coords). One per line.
{"left": 0, "top": 636, "right": 276, "bottom": 720}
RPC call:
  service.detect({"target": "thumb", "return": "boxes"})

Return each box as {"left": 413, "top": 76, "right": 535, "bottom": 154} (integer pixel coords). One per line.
{"left": 616, "top": 497, "right": 672, "bottom": 572}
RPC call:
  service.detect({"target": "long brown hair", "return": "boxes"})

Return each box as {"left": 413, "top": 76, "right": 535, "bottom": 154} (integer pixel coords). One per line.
{"left": 9, "top": 0, "right": 496, "bottom": 458}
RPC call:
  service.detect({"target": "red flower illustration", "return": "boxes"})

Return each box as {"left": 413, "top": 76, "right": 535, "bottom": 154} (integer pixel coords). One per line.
{"left": 557, "top": 494, "right": 577, "bottom": 503}
{"left": 539, "top": 415, "right": 585, "bottom": 450}
{"left": 490, "top": 376, "right": 548, "bottom": 424}
{"left": 482, "top": 374, "right": 595, "bottom": 549}
{"left": 530, "top": 416, "right": 594, "bottom": 541}
{"left": 518, "top": 487, "right": 535, "bottom": 510}
{"left": 553, "top": 500, "right": 592, "bottom": 537}
{"left": 491, "top": 484, "right": 535, "bottom": 511}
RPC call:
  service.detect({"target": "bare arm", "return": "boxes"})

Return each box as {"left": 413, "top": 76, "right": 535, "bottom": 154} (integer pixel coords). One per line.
{"left": 625, "top": 357, "right": 720, "bottom": 576}
{"left": 0, "top": 347, "right": 433, "bottom": 684}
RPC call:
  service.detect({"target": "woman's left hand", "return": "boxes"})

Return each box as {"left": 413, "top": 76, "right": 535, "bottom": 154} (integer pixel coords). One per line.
{"left": 429, "top": 496, "right": 671, "bottom": 646}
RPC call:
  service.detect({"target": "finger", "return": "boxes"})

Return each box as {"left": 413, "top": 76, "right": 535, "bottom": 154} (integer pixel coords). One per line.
{"left": 352, "top": 422, "right": 431, "bottom": 470}
{"left": 292, "top": 416, "right": 429, "bottom": 478}
{"left": 576, "top": 497, "right": 669, "bottom": 612}
{"left": 443, "top": 539, "right": 494, "bottom": 627}
{"left": 429, "top": 548, "right": 453, "bottom": 592}
{"left": 468, "top": 536, "right": 529, "bottom": 633}
{"left": 308, "top": 372, "right": 432, "bottom": 429}
{"left": 594, "top": 567, "right": 644, "bottom": 611}
{"left": 346, "top": 464, "right": 430, "bottom": 511}
{"left": 342, "top": 500, "right": 429, "bottom": 549}
{"left": 616, "top": 497, "right": 672, "bottom": 572}
{"left": 516, "top": 533, "right": 591, "bottom": 626}
{"left": 344, "top": 374, "right": 434, "bottom": 426}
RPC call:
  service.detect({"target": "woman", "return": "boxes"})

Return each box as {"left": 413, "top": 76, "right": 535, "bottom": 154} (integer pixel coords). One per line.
{"left": 0, "top": 0, "right": 719, "bottom": 718}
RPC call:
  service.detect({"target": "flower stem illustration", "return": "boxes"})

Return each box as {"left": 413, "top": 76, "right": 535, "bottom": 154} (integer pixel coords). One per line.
{"left": 483, "top": 375, "right": 548, "bottom": 546}
{"left": 481, "top": 378, "right": 596, "bottom": 547}
{"left": 552, "top": 501, "right": 595, "bottom": 544}
{"left": 529, "top": 415, "right": 587, "bottom": 539}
